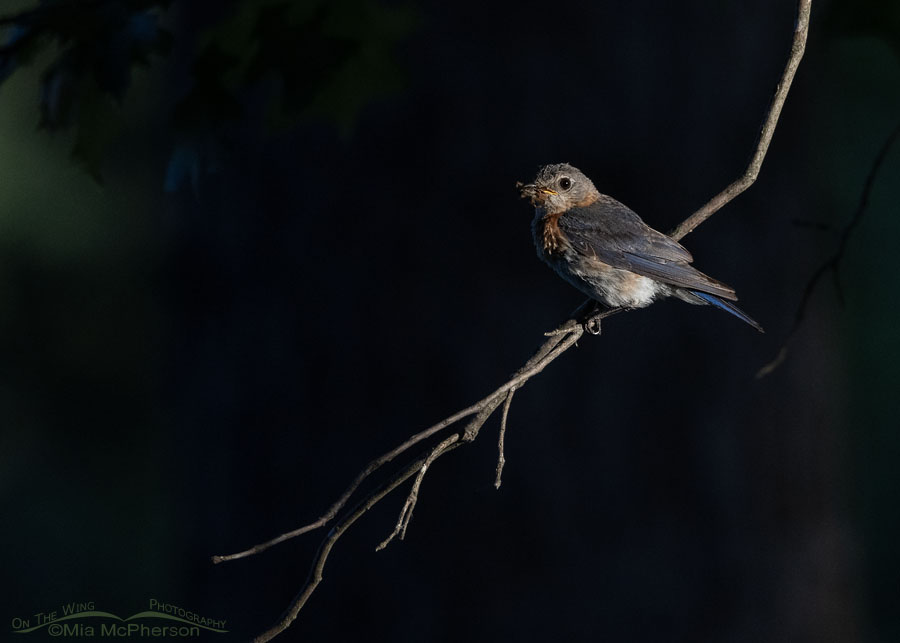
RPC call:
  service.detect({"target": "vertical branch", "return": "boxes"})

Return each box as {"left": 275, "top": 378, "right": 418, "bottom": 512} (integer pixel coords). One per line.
{"left": 670, "top": 0, "right": 811, "bottom": 242}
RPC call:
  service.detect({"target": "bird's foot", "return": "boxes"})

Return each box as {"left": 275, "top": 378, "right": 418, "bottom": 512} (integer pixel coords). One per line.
{"left": 583, "top": 315, "right": 603, "bottom": 335}
{"left": 581, "top": 305, "right": 627, "bottom": 335}
{"left": 580, "top": 300, "right": 605, "bottom": 335}
{"left": 546, "top": 301, "right": 623, "bottom": 337}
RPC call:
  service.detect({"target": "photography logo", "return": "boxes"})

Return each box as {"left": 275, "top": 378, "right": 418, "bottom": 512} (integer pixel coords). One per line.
{"left": 11, "top": 600, "right": 227, "bottom": 638}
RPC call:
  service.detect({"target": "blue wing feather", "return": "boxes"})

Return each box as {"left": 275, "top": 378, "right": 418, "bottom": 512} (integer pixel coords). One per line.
{"left": 690, "top": 291, "right": 764, "bottom": 332}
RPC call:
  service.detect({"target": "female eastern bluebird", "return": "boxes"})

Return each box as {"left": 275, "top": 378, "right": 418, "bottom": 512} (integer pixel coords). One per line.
{"left": 520, "top": 163, "right": 763, "bottom": 332}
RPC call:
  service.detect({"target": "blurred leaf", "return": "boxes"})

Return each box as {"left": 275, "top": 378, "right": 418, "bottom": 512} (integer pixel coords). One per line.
{"left": 200, "top": 0, "right": 416, "bottom": 133}
{"left": 306, "top": 0, "right": 414, "bottom": 134}
{"left": 3, "top": 0, "right": 415, "bottom": 186}
{"left": 2, "top": 1, "right": 172, "bottom": 181}
{"left": 246, "top": 2, "right": 357, "bottom": 114}
{"left": 270, "top": 0, "right": 416, "bottom": 132}
{"left": 94, "top": 9, "right": 172, "bottom": 101}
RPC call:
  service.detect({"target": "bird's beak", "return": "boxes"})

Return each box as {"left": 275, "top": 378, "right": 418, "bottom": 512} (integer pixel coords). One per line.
{"left": 516, "top": 182, "right": 557, "bottom": 196}
{"left": 517, "top": 181, "right": 557, "bottom": 205}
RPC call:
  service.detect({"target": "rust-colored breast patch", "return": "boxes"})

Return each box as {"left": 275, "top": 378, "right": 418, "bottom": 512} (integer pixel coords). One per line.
{"left": 540, "top": 211, "right": 566, "bottom": 257}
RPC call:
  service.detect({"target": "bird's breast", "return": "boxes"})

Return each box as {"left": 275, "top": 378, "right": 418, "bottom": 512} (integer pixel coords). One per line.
{"left": 532, "top": 210, "right": 571, "bottom": 261}
{"left": 531, "top": 209, "right": 663, "bottom": 308}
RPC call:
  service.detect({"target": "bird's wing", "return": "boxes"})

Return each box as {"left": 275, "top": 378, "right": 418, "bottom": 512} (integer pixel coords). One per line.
{"left": 558, "top": 197, "right": 738, "bottom": 300}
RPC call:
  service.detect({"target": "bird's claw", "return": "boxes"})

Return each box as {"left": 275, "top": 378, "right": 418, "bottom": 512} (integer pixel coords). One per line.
{"left": 583, "top": 316, "right": 602, "bottom": 335}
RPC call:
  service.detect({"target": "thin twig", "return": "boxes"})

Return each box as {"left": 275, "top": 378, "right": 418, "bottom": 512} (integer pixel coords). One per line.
{"left": 495, "top": 387, "right": 516, "bottom": 489}
{"left": 211, "top": 402, "right": 485, "bottom": 563}
{"left": 756, "top": 120, "right": 900, "bottom": 378}
{"left": 246, "top": 327, "right": 578, "bottom": 643}
{"left": 213, "top": 325, "right": 578, "bottom": 564}
{"left": 252, "top": 397, "right": 506, "bottom": 643}
{"left": 250, "top": 449, "right": 455, "bottom": 643}
{"left": 241, "top": 2, "right": 812, "bottom": 639}
{"left": 375, "top": 434, "right": 461, "bottom": 551}
{"left": 669, "top": 0, "right": 811, "bottom": 242}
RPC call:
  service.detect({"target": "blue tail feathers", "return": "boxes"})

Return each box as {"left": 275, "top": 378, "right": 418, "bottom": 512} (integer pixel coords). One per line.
{"left": 690, "top": 291, "right": 764, "bottom": 333}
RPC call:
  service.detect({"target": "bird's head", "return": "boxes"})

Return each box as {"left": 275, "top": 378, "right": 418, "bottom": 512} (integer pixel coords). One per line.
{"left": 517, "top": 163, "right": 600, "bottom": 215}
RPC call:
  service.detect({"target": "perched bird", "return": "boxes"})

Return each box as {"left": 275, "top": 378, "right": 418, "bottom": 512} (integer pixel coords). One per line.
{"left": 519, "top": 163, "right": 762, "bottom": 332}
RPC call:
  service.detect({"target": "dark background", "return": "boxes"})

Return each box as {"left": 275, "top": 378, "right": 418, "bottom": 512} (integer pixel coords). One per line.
{"left": 2, "top": 0, "right": 899, "bottom": 641}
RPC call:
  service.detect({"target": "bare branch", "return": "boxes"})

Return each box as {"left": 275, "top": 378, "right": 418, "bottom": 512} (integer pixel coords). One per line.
{"left": 211, "top": 401, "right": 486, "bottom": 563}
{"left": 250, "top": 451, "right": 441, "bottom": 643}
{"left": 376, "top": 433, "right": 461, "bottom": 551}
{"left": 252, "top": 396, "right": 507, "bottom": 643}
{"left": 243, "top": 327, "right": 579, "bottom": 643}
{"left": 495, "top": 387, "right": 516, "bottom": 489}
{"left": 669, "top": 0, "right": 811, "bottom": 242}
{"left": 213, "top": 325, "right": 580, "bottom": 564}
{"left": 756, "top": 120, "right": 900, "bottom": 378}
{"left": 236, "top": 2, "right": 813, "bottom": 640}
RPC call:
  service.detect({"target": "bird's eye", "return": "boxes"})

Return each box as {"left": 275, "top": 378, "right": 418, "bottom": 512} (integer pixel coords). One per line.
{"left": 558, "top": 177, "right": 572, "bottom": 191}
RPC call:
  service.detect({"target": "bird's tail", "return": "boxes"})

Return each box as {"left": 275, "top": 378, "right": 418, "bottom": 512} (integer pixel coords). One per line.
{"left": 689, "top": 291, "right": 764, "bottom": 333}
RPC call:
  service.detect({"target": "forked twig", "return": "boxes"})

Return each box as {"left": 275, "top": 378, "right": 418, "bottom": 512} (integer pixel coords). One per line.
{"left": 214, "top": 321, "right": 581, "bottom": 566}
{"left": 211, "top": 401, "right": 490, "bottom": 563}
{"left": 376, "top": 433, "right": 461, "bottom": 551}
